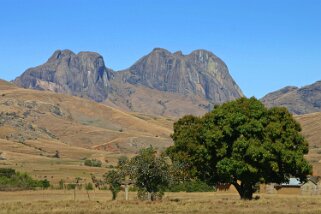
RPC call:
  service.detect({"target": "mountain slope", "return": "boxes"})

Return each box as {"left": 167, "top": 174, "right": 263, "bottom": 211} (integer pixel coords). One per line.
{"left": 0, "top": 79, "right": 173, "bottom": 182}
{"left": 0, "top": 79, "right": 172, "bottom": 153}
{"left": 295, "top": 112, "right": 321, "bottom": 175}
{"left": 261, "top": 81, "right": 321, "bottom": 114}
{"left": 14, "top": 48, "right": 243, "bottom": 117}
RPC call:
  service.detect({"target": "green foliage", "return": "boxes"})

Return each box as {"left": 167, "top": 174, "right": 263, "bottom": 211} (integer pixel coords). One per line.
{"left": 66, "top": 183, "right": 76, "bottom": 190}
{"left": 104, "top": 170, "right": 122, "bottom": 200}
{"left": 166, "top": 180, "right": 214, "bottom": 192}
{"left": 129, "top": 146, "right": 170, "bottom": 201}
{"left": 85, "top": 182, "right": 94, "bottom": 190}
{"left": 84, "top": 159, "right": 102, "bottom": 167}
{"left": 40, "top": 179, "right": 50, "bottom": 189}
{"left": 0, "top": 168, "right": 15, "bottom": 178}
{"left": 167, "top": 97, "right": 312, "bottom": 200}
{"left": 0, "top": 168, "right": 49, "bottom": 191}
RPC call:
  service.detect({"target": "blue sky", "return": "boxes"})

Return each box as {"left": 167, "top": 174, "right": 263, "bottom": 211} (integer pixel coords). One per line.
{"left": 0, "top": 0, "right": 320, "bottom": 98}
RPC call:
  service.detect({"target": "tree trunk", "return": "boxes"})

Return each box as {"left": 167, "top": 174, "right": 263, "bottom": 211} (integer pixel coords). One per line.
{"left": 112, "top": 191, "right": 117, "bottom": 200}
{"left": 233, "top": 182, "right": 254, "bottom": 200}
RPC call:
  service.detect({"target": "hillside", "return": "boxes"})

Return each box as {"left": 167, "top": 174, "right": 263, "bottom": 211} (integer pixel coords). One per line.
{"left": 295, "top": 112, "right": 321, "bottom": 175}
{"left": 0, "top": 80, "right": 172, "bottom": 182}
{"left": 261, "top": 81, "right": 321, "bottom": 115}
{"left": 14, "top": 48, "right": 243, "bottom": 117}
{"left": 1, "top": 78, "right": 321, "bottom": 180}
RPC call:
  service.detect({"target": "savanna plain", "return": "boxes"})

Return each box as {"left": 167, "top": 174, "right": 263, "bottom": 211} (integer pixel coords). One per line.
{"left": 0, "top": 191, "right": 321, "bottom": 214}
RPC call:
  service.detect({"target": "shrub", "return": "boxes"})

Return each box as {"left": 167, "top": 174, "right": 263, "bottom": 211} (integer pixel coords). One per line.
{"left": 40, "top": 179, "right": 50, "bottom": 189}
{"left": 84, "top": 159, "right": 102, "bottom": 167}
{"left": 66, "top": 183, "right": 76, "bottom": 190}
{"left": 166, "top": 180, "right": 214, "bottom": 192}
{"left": 0, "top": 168, "right": 47, "bottom": 191}
{"left": 85, "top": 182, "right": 94, "bottom": 190}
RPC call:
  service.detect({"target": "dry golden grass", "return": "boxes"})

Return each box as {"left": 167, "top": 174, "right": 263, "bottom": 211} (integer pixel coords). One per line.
{"left": 0, "top": 80, "right": 173, "bottom": 182}
{"left": 296, "top": 113, "right": 321, "bottom": 175}
{"left": 0, "top": 191, "right": 320, "bottom": 214}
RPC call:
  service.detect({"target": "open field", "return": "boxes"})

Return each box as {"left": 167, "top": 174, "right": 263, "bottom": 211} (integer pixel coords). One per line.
{"left": 0, "top": 191, "right": 320, "bottom": 214}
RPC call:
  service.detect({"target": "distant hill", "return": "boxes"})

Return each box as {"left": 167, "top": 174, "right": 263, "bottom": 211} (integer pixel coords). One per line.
{"left": 261, "top": 81, "right": 321, "bottom": 115}
{"left": 295, "top": 112, "right": 321, "bottom": 175}
{"left": 0, "top": 79, "right": 174, "bottom": 181}
{"left": 14, "top": 48, "right": 243, "bottom": 117}
{"left": 0, "top": 79, "right": 172, "bottom": 154}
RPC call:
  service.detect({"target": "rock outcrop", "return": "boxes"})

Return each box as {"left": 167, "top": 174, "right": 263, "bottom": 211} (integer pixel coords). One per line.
{"left": 14, "top": 50, "right": 113, "bottom": 102}
{"left": 261, "top": 81, "right": 321, "bottom": 114}
{"left": 14, "top": 48, "right": 244, "bottom": 117}
{"left": 117, "top": 48, "right": 243, "bottom": 103}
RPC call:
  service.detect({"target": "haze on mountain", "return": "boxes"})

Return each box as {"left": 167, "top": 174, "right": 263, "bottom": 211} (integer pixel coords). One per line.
{"left": 14, "top": 48, "right": 244, "bottom": 117}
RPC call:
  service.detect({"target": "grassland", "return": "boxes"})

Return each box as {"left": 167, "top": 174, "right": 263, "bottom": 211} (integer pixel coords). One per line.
{"left": 0, "top": 191, "right": 320, "bottom": 214}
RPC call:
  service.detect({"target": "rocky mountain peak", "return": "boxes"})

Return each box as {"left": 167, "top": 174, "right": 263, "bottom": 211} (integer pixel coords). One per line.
{"left": 48, "top": 49, "right": 75, "bottom": 62}
{"left": 261, "top": 81, "right": 321, "bottom": 115}
{"left": 14, "top": 50, "right": 112, "bottom": 102}
{"left": 119, "top": 48, "right": 243, "bottom": 104}
{"left": 14, "top": 48, "right": 244, "bottom": 116}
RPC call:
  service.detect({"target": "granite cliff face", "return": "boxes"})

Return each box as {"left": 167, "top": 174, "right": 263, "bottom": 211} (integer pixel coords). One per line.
{"left": 14, "top": 50, "right": 113, "bottom": 102}
{"left": 261, "top": 81, "right": 321, "bottom": 114}
{"left": 14, "top": 48, "right": 244, "bottom": 116}
{"left": 117, "top": 48, "right": 243, "bottom": 102}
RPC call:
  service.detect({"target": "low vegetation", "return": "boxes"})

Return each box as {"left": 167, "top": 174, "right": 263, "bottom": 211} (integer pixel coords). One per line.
{"left": 0, "top": 168, "right": 50, "bottom": 191}
{"left": 84, "top": 159, "right": 102, "bottom": 167}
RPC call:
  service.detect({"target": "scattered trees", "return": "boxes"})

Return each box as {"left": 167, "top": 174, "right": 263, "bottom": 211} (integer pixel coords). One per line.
{"left": 167, "top": 97, "right": 312, "bottom": 200}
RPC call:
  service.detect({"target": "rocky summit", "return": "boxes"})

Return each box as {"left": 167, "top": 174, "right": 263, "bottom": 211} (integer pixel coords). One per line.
{"left": 14, "top": 48, "right": 244, "bottom": 117}
{"left": 14, "top": 50, "right": 113, "bottom": 102}
{"left": 117, "top": 48, "right": 243, "bottom": 101}
{"left": 261, "top": 81, "right": 321, "bottom": 114}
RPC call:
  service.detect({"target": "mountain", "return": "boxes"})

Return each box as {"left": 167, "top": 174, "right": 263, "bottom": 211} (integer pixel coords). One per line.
{"left": 14, "top": 48, "right": 243, "bottom": 117}
{"left": 261, "top": 81, "right": 321, "bottom": 114}
{"left": 14, "top": 50, "right": 113, "bottom": 102}
{"left": 116, "top": 48, "right": 242, "bottom": 102}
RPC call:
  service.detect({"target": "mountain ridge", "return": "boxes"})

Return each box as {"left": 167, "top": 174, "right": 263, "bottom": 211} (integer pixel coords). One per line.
{"left": 261, "top": 80, "right": 321, "bottom": 115}
{"left": 13, "top": 48, "right": 244, "bottom": 117}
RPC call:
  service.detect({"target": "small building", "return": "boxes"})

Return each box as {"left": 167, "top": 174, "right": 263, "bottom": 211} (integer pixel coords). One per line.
{"left": 301, "top": 176, "right": 321, "bottom": 195}
{"left": 267, "top": 178, "right": 302, "bottom": 195}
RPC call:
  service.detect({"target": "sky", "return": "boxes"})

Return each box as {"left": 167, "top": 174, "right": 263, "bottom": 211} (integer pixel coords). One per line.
{"left": 0, "top": 0, "right": 320, "bottom": 98}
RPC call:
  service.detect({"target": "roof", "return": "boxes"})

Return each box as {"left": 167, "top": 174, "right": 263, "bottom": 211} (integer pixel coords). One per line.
{"left": 279, "top": 178, "right": 302, "bottom": 187}
{"left": 307, "top": 176, "right": 321, "bottom": 185}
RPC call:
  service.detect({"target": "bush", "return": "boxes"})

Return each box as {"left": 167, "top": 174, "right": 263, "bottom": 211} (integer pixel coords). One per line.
{"left": 84, "top": 159, "right": 102, "bottom": 167}
{"left": 166, "top": 180, "right": 214, "bottom": 192}
{"left": 66, "top": 183, "right": 76, "bottom": 190}
{"left": 40, "top": 179, "right": 50, "bottom": 189}
{"left": 85, "top": 182, "right": 94, "bottom": 190}
{"left": 0, "top": 168, "right": 48, "bottom": 191}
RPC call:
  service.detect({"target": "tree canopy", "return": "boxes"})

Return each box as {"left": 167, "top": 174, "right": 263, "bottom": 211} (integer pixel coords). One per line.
{"left": 130, "top": 146, "right": 170, "bottom": 201}
{"left": 167, "top": 97, "right": 312, "bottom": 199}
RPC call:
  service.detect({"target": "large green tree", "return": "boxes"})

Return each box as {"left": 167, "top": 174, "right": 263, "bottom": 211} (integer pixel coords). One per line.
{"left": 167, "top": 97, "right": 312, "bottom": 199}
